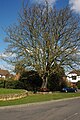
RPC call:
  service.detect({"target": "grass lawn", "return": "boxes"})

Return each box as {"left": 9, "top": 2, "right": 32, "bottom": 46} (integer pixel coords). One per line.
{"left": 0, "top": 88, "right": 25, "bottom": 94}
{"left": 0, "top": 88, "right": 80, "bottom": 107}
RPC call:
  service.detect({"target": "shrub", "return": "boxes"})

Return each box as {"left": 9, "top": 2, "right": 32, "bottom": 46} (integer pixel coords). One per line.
{"left": 47, "top": 72, "right": 67, "bottom": 91}
{"left": 0, "top": 80, "right": 24, "bottom": 89}
{"left": 77, "top": 81, "right": 80, "bottom": 89}
{"left": 5, "top": 80, "right": 17, "bottom": 89}
{"left": 0, "top": 80, "right": 4, "bottom": 88}
{"left": 19, "top": 70, "right": 43, "bottom": 91}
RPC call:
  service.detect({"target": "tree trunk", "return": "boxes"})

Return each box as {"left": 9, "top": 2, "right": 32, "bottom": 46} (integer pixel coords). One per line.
{"left": 41, "top": 70, "right": 49, "bottom": 88}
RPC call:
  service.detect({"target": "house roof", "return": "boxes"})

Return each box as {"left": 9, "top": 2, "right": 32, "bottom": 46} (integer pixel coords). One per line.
{"left": 0, "top": 69, "right": 10, "bottom": 76}
{"left": 69, "top": 70, "right": 80, "bottom": 76}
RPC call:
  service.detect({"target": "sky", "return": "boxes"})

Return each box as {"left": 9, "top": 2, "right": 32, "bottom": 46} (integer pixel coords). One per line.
{"left": 0, "top": 0, "right": 80, "bottom": 71}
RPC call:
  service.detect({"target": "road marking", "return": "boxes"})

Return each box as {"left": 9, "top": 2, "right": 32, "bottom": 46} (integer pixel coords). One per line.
{"left": 64, "top": 113, "right": 78, "bottom": 120}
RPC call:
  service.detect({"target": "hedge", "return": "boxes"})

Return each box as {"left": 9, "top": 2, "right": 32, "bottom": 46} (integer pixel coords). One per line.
{"left": 0, "top": 80, "right": 23, "bottom": 89}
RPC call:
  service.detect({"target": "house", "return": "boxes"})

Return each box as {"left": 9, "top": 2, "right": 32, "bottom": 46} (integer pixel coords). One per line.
{"left": 67, "top": 70, "right": 80, "bottom": 84}
{"left": 0, "top": 68, "right": 10, "bottom": 79}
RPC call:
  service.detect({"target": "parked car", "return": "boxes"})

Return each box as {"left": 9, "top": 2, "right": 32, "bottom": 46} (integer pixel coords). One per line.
{"left": 61, "top": 87, "right": 78, "bottom": 93}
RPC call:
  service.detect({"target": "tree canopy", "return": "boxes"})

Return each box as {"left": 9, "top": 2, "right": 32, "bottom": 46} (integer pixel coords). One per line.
{"left": 3, "top": 2, "right": 80, "bottom": 87}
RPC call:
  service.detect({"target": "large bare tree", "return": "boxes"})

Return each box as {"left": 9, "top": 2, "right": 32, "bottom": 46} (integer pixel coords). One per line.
{"left": 3, "top": 2, "right": 80, "bottom": 88}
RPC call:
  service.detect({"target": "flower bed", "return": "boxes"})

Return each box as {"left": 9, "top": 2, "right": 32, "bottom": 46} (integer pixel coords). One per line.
{"left": 0, "top": 91, "right": 28, "bottom": 101}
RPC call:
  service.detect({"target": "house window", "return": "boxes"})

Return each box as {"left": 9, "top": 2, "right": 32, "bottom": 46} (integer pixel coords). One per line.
{"left": 72, "top": 76, "right": 76, "bottom": 80}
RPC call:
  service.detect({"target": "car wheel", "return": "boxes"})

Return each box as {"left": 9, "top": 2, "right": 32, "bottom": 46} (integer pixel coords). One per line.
{"left": 65, "top": 90, "right": 67, "bottom": 93}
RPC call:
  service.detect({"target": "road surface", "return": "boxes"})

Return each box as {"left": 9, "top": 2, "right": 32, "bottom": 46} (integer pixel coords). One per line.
{"left": 0, "top": 98, "right": 80, "bottom": 120}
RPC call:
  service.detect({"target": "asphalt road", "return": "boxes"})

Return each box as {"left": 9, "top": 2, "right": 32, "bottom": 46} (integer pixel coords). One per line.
{"left": 0, "top": 98, "right": 80, "bottom": 120}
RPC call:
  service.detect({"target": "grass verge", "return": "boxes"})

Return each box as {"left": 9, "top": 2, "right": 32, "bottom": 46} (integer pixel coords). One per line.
{"left": 0, "top": 91, "right": 80, "bottom": 107}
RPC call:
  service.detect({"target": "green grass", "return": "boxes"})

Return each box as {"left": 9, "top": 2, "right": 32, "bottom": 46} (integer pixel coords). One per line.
{"left": 0, "top": 88, "right": 25, "bottom": 94}
{"left": 0, "top": 90, "right": 80, "bottom": 107}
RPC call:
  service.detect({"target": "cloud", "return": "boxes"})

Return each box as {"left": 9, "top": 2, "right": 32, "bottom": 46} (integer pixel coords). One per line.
{"left": 0, "top": 52, "right": 15, "bottom": 72}
{"left": 45, "top": 0, "right": 57, "bottom": 5}
{"left": 31, "top": 0, "right": 57, "bottom": 6}
{"left": 0, "top": 52, "right": 16, "bottom": 59}
{"left": 69, "top": 0, "right": 80, "bottom": 13}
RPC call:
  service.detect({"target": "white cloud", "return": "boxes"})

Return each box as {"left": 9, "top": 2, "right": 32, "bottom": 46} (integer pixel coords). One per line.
{"left": 0, "top": 52, "right": 15, "bottom": 72}
{"left": 0, "top": 52, "right": 16, "bottom": 59}
{"left": 31, "top": 0, "right": 57, "bottom": 6}
{"left": 46, "top": 0, "right": 57, "bottom": 5}
{"left": 69, "top": 0, "right": 80, "bottom": 13}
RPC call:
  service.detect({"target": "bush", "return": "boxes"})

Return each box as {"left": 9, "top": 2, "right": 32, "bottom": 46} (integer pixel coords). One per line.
{"left": 19, "top": 70, "right": 43, "bottom": 91}
{"left": 77, "top": 81, "right": 80, "bottom": 89}
{"left": 5, "top": 80, "right": 17, "bottom": 89}
{"left": 0, "top": 80, "right": 24, "bottom": 89}
{"left": 0, "top": 80, "right": 4, "bottom": 88}
{"left": 47, "top": 72, "right": 67, "bottom": 91}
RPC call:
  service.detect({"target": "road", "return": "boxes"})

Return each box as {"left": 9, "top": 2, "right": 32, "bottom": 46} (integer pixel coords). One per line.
{"left": 0, "top": 98, "right": 80, "bottom": 120}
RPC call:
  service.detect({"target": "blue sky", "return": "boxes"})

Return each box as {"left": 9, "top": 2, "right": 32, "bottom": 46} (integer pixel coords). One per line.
{"left": 0, "top": 0, "right": 80, "bottom": 70}
{"left": 0, "top": 0, "right": 68, "bottom": 52}
{"left": 0, "top": 0, "right": 22, "bottom": 52}
{"left": 1, "top": 0, "right": 80, "bottom": 52}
